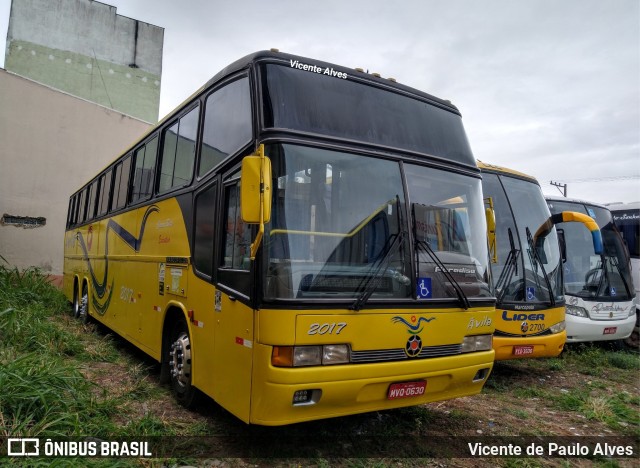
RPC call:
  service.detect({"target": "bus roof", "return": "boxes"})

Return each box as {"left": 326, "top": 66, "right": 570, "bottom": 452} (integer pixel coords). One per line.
{"left": 606, "top": 201, "right": 640, "bottom": 211}
{"left": 214, "top": 50, "right": 460, "bottom": 109}
{"left": 72, "top": 50, "right": 471, "bottom": 195}
{"left": 477, "top": 160, "right": 538, "bottom": 184}
{"left": 545, "top": 195, "right": 609, "bottom": 210}
{"left": 155, "top": 49, "right": 464, "bottom": 132}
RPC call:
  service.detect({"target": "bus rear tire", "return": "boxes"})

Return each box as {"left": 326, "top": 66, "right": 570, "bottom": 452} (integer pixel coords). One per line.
{"left": 72, "top": 281, "right": 80, "bottom": 318}
{"left": 168, "top": 316, "right": 199, "bottom": 409}
{"left": 78, "top": 282, "right": 89, "bottom": 324}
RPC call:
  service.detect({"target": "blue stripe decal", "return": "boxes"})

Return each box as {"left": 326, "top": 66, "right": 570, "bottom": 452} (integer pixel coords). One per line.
{"left": 76, "top": 206, "right": 159, "bottom": 314}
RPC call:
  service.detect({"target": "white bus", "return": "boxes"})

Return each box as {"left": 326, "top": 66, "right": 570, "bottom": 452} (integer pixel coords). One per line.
{"left": 546, "top": 196, "right": 635, "bottom": 346}
{"left": 608, "top": 201, "right": 640, "bottom": 347}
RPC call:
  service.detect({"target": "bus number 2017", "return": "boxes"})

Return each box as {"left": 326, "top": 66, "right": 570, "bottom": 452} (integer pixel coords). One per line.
{"left": 308, "top": 322, "right": 347, "bottom": 335}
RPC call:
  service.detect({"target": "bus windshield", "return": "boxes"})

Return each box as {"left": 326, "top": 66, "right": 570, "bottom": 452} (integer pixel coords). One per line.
{"left": 548, "top": 200, "right": 634, "bottom": 301}
{"left": 611, "top": 208, "right": 640, "bottom": 260}
{"left": 482, "top": 173, "right": 563, "bottom": 305}
{"left": 405, "top": 164, "right": 492, "bottom": 303}
{"left": 262, "top": 144, "right": 492, "bottom": 301}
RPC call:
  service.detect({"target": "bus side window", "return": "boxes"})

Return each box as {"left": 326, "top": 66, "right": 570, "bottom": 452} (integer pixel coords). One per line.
{"left": 70, "top": 195, "right": 78, "bottom": 227}
{"left": 111, "top": 155, "right": 132, "bottom": 211}
{"left": 87, "top": 179, "right": 98, "bottom": 222}
{"left": 67, "top": 197, "right": 74, "bottom": 228}
{"left": 194, "top": 182, "right": 217, "bottom": 278}
{"left": 199, "top": 77, "right": 252, "bottom": 177}
{"left": 131, "top": 136, "right": 158, "bottom": 203}
{"left": 158, "top": 106, "right": 199, "bottom": 193}
{"left": 218, "top": 179, "right": 253, "bottom": 297}
{"left": 222, "top": 182, "right": 252, "bottom": 270}
{"left": 97, "top": 169, "right": 112, "bottom": 217}
{"left": 77, "top": 188, "right": 87, "bottom": 224}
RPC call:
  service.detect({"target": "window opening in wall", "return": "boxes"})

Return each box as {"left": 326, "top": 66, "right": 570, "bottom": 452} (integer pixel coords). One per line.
{"left": 1, "top": 214, "right": 46, "bottom": 228}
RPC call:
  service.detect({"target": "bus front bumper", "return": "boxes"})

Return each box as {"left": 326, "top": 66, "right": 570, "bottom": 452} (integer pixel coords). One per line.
{"left": 493, "top": 331, "right": 566, "bottom": 361}
{"left": 249, "top": 344, "right": 494, "bottom": 426}
{"left": 565, "top": 314, "right": 635, "bottom": 343}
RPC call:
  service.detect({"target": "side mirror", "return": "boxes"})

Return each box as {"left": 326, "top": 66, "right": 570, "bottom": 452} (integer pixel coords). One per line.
{"left": 550, "top": 211, "right": 603, "bottom": 255}
{"left": 557, "top": 228, "right": 567, "bottom": 263}
{"left": 534, "top": 235, "right": 548, "bottom": 264}
{"left": 484, "top": 198, "right": 497, "bottom": 264}
{"left": 240, "top": 145, "right": 272, "bottom": 259}
{"left": 241, "top": 148, "right": 272, "bottom": 224}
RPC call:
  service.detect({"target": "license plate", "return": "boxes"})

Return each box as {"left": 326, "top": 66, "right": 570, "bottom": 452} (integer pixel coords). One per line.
{"left": 387, "top": 381, "right": 426, "bottom": 400}
{"left": 513, "top": 345, "right": 534, "bottom": 356}
{"left": 603, "top": 327, "right": 617, "bottom": 335}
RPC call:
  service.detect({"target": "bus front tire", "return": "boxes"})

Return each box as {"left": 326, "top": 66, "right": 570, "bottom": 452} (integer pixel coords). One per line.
{"left": 168, "top": 316, "right": 199, "bottom": 409}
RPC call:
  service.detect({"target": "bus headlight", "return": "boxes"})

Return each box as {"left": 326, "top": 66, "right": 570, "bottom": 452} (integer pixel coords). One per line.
{"left": 461, "top": 334, "right": 493, "bottom": 353}
{"left": 549, "top": 321, "right": 566, "bottom": 334}
{"left": 294, "top": 346, "right": 322, "bottom": 366}
{"left": 566, "top": 304, "right": 589, "bottom": 318}
{"left": 322, "top": 344, "right": 350, "bottom": 365}
{"left": 629, "top": 306, "right": 637, "bottom": 318}
{"left": 272, "top": 345, "right": 350, "bottom": 367}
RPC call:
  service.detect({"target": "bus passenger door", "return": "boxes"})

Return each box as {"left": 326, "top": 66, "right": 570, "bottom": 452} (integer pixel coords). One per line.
{"left": 212, "top": 181, "right": 254, "bottom": 423}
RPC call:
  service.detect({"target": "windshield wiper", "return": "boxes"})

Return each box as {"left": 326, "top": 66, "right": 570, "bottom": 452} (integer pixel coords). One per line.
{"left": 350, "top": 196, "right": 408, "bottom": 311}
{"left": 526, "top": 227, "right": 555, "bottom": 307}
{"left": 349, "top": 229, "right": 407, "bottom": 311}
{"left": 601, "top": 255, "right": 632, "bottom": 298}
{"left": 414, "top": 238, "right": 470, "bottom": 310}
{"left": 411, "top": 203, "right": 470, "bottom": 310}
{"left": 495, "top": 228, "right": 520, "bottom": 303}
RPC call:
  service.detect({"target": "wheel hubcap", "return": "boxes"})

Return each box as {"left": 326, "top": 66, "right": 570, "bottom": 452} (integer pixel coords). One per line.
{"left": 79, "top": 289, "right": 88, "bottom": 320}
{"left": 73, "top": 291, "right": 80, "bottom": 317}
{"left": 169, "top": 332, "right": 191, "bottom": 387}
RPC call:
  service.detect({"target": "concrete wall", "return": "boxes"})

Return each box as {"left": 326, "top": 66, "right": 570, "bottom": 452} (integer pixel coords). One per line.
{"left": 5, "top": 0, "right": 163, "bottom": 123}
{"left": 0, "top": 69, "right": 151, "bottom": 276}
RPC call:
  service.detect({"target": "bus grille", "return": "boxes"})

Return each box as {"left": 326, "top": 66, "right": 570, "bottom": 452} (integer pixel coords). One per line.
{"left": 350, "top": 344, "right": 462, "bottom": 363}
{"left": 589, "top": 308, "right": 630, "bottom": 321}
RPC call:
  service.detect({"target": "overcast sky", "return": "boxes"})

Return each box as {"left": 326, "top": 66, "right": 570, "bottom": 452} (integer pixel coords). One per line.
{"left": 1, "top": 0, "right": 638, "bottom": 205}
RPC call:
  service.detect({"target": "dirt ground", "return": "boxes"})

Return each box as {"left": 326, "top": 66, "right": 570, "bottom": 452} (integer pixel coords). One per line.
{"left": 78, "top": 324, "right": 639, "bottom": 467}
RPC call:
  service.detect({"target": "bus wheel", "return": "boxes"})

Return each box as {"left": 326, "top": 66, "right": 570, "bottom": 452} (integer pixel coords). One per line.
{"left": 78, "top": 282, "right": 89, "bottom": 324}
{"left": 72, "top": 282, "right": 80, "bottom": 318}
{"left": 169, "top": 317, "right": 198, "bottom": 408}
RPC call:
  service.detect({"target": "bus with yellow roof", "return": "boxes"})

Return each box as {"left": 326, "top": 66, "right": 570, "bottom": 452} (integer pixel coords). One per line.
{"left": 64, "top": 50, "right": 495, "bottom": 425}
{"left": 479, "top": 162, "right": 602, "bottom": 360}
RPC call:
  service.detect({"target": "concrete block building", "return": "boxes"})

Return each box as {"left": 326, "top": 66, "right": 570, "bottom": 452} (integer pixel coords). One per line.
{"left": 5, "top": 0, "right": 163, "bottom": 123}
{"left": 0, "top": 0, "right": 163, "bottom": 279}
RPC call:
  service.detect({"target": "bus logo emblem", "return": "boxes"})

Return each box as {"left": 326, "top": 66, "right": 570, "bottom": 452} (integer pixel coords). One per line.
{"left": 406, "top": 335, "right": 422, "bottom": 357}
{"left": 392, "top": 316, "right": 435, "bottom": 358}
{"left": 521, "top": 321, "right": 529, "bottom": 333}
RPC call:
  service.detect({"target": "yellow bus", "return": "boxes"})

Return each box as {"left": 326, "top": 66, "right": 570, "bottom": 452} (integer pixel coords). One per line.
{"left": 479, "top": 162, "right": 602, "bottom": 360}
{"left": 64, "top": 50, "right": 495, "bottom": 426}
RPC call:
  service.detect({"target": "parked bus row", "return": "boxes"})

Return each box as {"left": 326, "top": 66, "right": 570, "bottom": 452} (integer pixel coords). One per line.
{"left": 63, "top": 50, "right": 636, "bottom": 426}
{"left": 608, "top": 201, "right": 640, "bottom": 347}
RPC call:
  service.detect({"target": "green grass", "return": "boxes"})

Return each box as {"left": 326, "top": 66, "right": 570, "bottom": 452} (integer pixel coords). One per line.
{"left": 1, "top": 261, "right": 639, "bottom": 465}
{"left": 562, "top": 343, "right": 639, "bottom": 376}
{"left": 0, "top": 263, "right": 185, "bottom": 444}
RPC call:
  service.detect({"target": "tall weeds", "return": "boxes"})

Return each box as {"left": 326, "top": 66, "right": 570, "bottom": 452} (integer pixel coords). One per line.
{"left": 0, "top": 263, "right": 109, "bottom": 437}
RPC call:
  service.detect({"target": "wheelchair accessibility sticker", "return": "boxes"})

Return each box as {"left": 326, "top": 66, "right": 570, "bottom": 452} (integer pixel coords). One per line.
{"left": 417, "top": 278, "right": 432, "bottom": 299}
{"left": 526, "top": 287, "right": 535, "bottom": 301}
